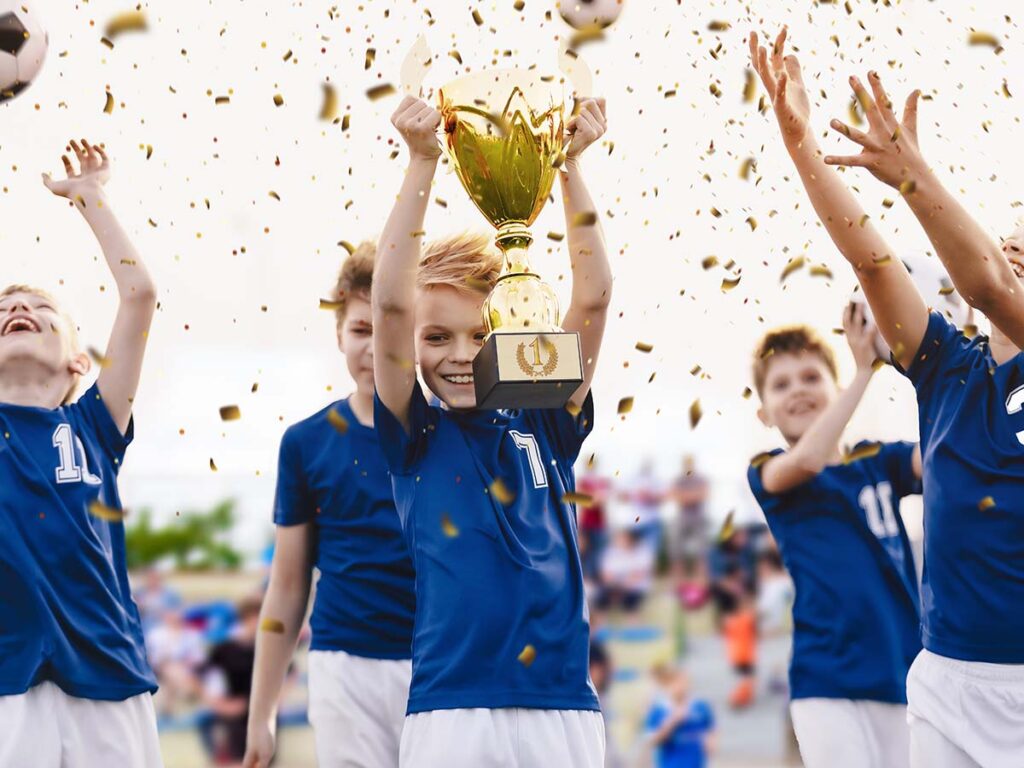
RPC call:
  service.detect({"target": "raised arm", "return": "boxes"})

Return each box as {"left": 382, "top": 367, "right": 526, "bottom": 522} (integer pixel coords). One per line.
{"left": 823, "top": 69, "right": 1024, "bottom": 347}
{"left": 560, "top": 98, "right": 612, "bottom": 406}
{"left": 43, "top": 139, "right": 156, "bottom": 433}
{"left": 751, "top": 31, "right": 929, "bottom": 370}
{"left": 760, "top": 304, "right": 878, "bottom": 494}
{"left": 372, "top": 97, "right": 442, "bottom": 433}
{"left": 243, "top": 524, "right": 314, "bottom": 768}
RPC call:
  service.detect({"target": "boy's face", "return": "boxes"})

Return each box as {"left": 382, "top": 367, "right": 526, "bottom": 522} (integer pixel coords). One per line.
{"left": 415, "top": 285, "right": 488, "bottom": 410}
{"left": 0, "top": 291, "right": 85, "bottom": 382}
{"left": 1000, "top": 224, "right": 1024, "bottom": 282}
{"left": 757, "top": 351, "right": 838, "bottom": 444}
{"left": 336, "top": 296, "right": 374, "bottom": 397}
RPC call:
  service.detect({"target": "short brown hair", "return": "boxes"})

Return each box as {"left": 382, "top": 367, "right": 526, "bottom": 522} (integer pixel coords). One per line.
{"left": 332, "top": 242, "right": 376, "bottom": 326}
{"left": 1, "top": 284, "right": 82, "bottom": 404}
{"left": 752, "top": 325, "right": 839, "bottom": 398}
{"left": 419, "top": 232, "right": 502, "bottom": 294}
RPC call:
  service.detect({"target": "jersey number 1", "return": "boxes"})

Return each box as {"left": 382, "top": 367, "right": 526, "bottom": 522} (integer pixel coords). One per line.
{"left": 53, "top": 424, "right": 102, "bottom": 485}
{"left": 858, "top": 482, "right": 898, "bottom": 539}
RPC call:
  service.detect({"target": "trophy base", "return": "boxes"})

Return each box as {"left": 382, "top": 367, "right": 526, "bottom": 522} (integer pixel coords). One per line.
{"left": 473, "top": 331, "right": 584, "bottom": 410}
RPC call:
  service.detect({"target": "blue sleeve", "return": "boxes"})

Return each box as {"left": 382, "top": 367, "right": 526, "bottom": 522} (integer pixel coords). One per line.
{"left": 695, "top": 699, "right": 715, "bottom": 730}
{"left": 373, "top": 380, "right": 437, "bottom": 475}
{"left": 898, "top": 312, "right": 983, "bottom": 405}
{"left": 746, "top": 449, "right": 785, "bottom": 514}
{"left": 881, "top": 441, "right": 922, "bottom": 499}
{"left": 645, "top": 702, "right": 668, "bottom": 732}
{"left": 273, "top": 427, "right": 314, "bottom": 526}
{"left": 70, "top": 383, "right": 133, "bottom": 469}
{"left": 526, "top": 390, "right": 595, "bottom": 465}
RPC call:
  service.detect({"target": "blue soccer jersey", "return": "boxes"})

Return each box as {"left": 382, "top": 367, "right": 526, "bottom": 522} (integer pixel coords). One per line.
{"left": 374, "top": 381, "right": 600, "bottom": 714}
{"left": 748, "top": 442, "right": 922, "bottom": 703}
{"left": 274, "top": 398, "right": 415, "bottom": 658}
{"left": 0, "top": 383, "right": 156, "bottom": 700}
{"left": 898, "top": 312, "right": 1024, "bottom": 663}
{"left": 645, "top": 696, "right": 714, "bottom": 768}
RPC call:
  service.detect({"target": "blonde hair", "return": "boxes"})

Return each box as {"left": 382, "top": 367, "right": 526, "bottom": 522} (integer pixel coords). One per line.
{"left": 0, "top": 284, "right": 83, "bottom": 404}
{"left": 752, "top": 324, "right": 839, "bottom": 398}
{"left": 418, "top": 232, "right": 502, "bottom": 294}
{"left": 332, "top": 241, "right": 376, "bottom": 326}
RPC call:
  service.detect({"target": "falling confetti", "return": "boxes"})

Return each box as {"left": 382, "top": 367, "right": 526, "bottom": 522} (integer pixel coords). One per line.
{"left": 88, "top": 501, "right": 125, "bottom": 523}
{"left": 635, "top": 342, "right": 653, "bottom": 353}
{"left": 260, "top": 618, "right": 285, "bottom": 634}
{"left": 104, "top": 10, "right": 148, "bottom": 39}
{"left": 441, "top": 513, "right": 460, "bottom": 537}
{"left": 843, "top": 442, "right": 883, "bottom": 464}
{"left": 328, "top": 409, "right": 350, "bottom": 435}
{"left": 517, "top": 644, "right": 537, "bottom": 667}
{"left": 103, "top": 91, "right": 115, "bottom": 114}
{"left": 366, "top": 83, "right": 397, "bottom": 101}
{"left": 617, "top": 397, "right": 634, "bottom": 415}
{"left": 490, "top": 478, "right": 515, "bottom": 505}
{"left": 780, "top": 256, "right": 806, "bottom": 283}
{"left": 967, "top": 31, "right": 1001, "bottom": 50}
{"left": 320, "top": 83, "right": 338, "bottom": 120}
{"left": 572, "top": 211, "right": 598, "bottom": 227}
{"left": 219, "top": 405, "right": 241, "bottom": 421}
{"left": 562, "top": 492, "right": 594, "bottom": 505}
{"left": 87, "top": 347, "right": 111, "bottom": 368}
{"left": 209, "top": 458, "right": 218, "bottom": 472}
{"left": 717, "top": 510, "right": 735, "bottom": 542}
{"left": 689, "top": 399, "right": 702, "bottom": 429}
{"left": 978, "top": 496, "right": 996, "bottom": 511}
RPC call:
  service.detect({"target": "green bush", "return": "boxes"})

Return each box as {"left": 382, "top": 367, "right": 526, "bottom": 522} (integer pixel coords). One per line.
{"left": 125, "top": 499, "right": 244, "bottom": 570}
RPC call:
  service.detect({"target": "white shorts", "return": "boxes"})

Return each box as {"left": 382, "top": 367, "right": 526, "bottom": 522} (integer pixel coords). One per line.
{"left": 399, "top": 707, "right": 605, "bottom": 768}
{"left": 0, "top": 681, "right": 162, "bottom": 768}
{"left": 790, "top": 697, "right": 909, "bottom": 768}
{"left": 907, "top": 649, "right": 1024, "bottom": 768}
{"left": 307, "top": 649, "right": 412, "bottom": 768}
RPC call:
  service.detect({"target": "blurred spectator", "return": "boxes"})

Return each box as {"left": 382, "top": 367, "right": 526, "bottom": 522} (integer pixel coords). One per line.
{"left": 621, "top": 458, "right": 665, "bottom": 554}
{"left": 589, "top": 639, "right": 626, "bottom": 768}
{"left": 134, "top": 568, "right": 182, "bottom": 631}
{"left": 146, "top": 603, "right": 205, "bottom": 716}
{"left": 596, "top": 528, "right": 655, "bottom": 619}
{"left": 577, "top": 458, "right": 613, "bottom": 583}
{"left": 756, "top": 547, "right": 794, "bottom": 698}
{"left": 645, "top": 664, "right": 716, "bottom": 768}
{"left": 199, "top": 595, "right": 262, "bottom": 767}
{"left": 711, "top": 562, "right": 758, "bottom": 709}
{"left": 667, "top": 455, "right": 710, "bottom": 573}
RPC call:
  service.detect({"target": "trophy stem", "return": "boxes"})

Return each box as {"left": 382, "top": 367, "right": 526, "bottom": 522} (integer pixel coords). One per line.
{"left": 494, "top": 221, "right": 535, "bottom": 276}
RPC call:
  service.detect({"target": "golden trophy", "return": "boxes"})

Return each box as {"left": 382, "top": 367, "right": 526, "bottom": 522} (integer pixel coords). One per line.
{"left": 438, "top": 69, "right": 583, "bottom": 409}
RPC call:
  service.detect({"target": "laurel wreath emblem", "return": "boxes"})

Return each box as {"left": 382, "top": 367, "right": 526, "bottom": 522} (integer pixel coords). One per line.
{"left": 516, "top": 338, "right": 559, "bottom": 377}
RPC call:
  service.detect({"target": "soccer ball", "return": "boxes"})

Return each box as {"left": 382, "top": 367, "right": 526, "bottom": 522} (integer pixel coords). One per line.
{"left": 0, "top": 2, "right": 47, "bottom": 103}
{"left": 559, "top": 0, "right": 624, "bottom": 30}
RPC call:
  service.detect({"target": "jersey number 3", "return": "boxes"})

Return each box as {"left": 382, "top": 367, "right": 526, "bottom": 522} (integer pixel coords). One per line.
{"left": 53, "top": 423, "right": 102, "bottom": 485}
{"left": 510, "top": 431, "right": 548, "bottom": 489}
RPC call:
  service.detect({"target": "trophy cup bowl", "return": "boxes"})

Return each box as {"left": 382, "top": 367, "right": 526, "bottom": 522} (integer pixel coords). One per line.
{"left": 438, "top": 69, "right": 584, "bottom": 409}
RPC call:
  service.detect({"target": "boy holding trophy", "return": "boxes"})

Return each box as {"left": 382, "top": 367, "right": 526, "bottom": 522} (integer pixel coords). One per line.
{"left": 372, "top": 71, "right": 612, "bottom": 767}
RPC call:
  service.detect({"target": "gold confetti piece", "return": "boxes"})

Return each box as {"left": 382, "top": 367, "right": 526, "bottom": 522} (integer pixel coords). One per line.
{"left": 562, "top": 492, "right": 594, "bottom": 505}
{"left": 962, "top": 324, "right": 979, "bottom": 338}
{"left": 87, "top": 346, "right": 111, "bottom": 368}
{"left": 709, "top": 83, "right": 722, "bottom": 98}
{"left": 273, "top": 93, "right": 284, "bottom": 107}
{"left": 472, "top": 9, "right": 484, "bottom": 25}
{"left": 968, "top": 31, "right": 1001, "bottom": 49}
{"left": 617, "top": 397, "right": 634, "bottom": 415}
{"left": 103, "top": 91, "right": 115, "bottom": 114}
{"left": 100, "top": 37, "right": 114, "bottom": 49}
{"left": 743, "top": 69, "right": 757, "bottom": 103}
{"left": 572, "top": 211, "right": 597, "bottom": 227}
{"left": 745, "top": 216, "right": 757, "bottom": 231}
{"left": 750, "top": 451, "right": 774, "bottom": 468}
{"left": 219, "top": 405, "right": 241, "bottom": 421}
{"left": 810, "top": 265, "right": 834, "bottom": 279}
{"left": 320, "top": 83, "right": 338, "bottom": 120}
{"left": 1002, "top": 80, "right": 1012, "bottom": 98}
{"left": 449, "top": 49, "right": 463, "bottom": 65}
{"left": 717, "top": 510, "right": 735, "bottom": 542}
{"left": 565, "top": 400, "right": 583, "bottom": 417}
{"left": 978, "top": 496, "right": 996, "bottom": 511}
{"left": 721, "top": 275, "right": 741, "bottom": 292}
{"left": 899, "top": 180, "right": 916, "bottom": 196}
{"left": 338, "top": 240, "right": 356, "bottom": 255}
{"left": 635, "top": 342, "right": 653, "bottom": 353}
{"left": 210, "top": 458, "right": 218, "bottom": 472}
{"left": 268, "top": 191, "right": 280, "bottom": 201}
{"left": 327, "top": 409, "right": 350, "bottom": 435}
{"left": 215, "top": 95, "right": 230, "bottom": 105}
{"left": 517, "top": 644, "right": 537, "bottom": 667}
{"left": 547, "top": 231, "right": 565, "bottom": 242}
{"left": 780, "top": 256, "right": 806, "bottom": 283}
{"left": 708, "top": 20, "right": 731, "bottom": 31}
{"left": 859, "top": 214, "right": 870, "bottom": 227}
{"left": 938, "top": 286, "right": 955, "bottom": 296}
{"left": 514, "top": 0, "right": 525, "bottom": 10}
{"left": 842, "top": 442, "right": 882, "bottom": 464}
{"left": 739, "top": 157, "right": 756, "bottom": 179}
{"left": 145, "top": 144, "right": 153, "bottom": 159}
{"left": 742, "top": 387, "right": 753, "bottom": 400}
{"left": 847, "top": 96, "right": 863, "bottom": 127}
{"left": 104, "top": 10, "right": 148, "bottom": 39}
{"left": 260, "top": 618, "right": 285, "bottom": 634}
{"left": 882, "top": 198, "right": 895, "bottom": 208}
{"left": 319, "top": 298, "right": 344, "bottom": 311}
{"left": 490, "top": 478, "right": 515, "bottom": 505}
{"left": 366, "top": 83, "right": 397, "bottom": 101}
{"left": 701, "top": 255, "right": 719, "bottom": 270}
{"left": 689, "top": 399, "right": 702, "bottom": 429}
{"left": 88, "top": 501, "right": 125, "bottom": 523}
{"left": 441, "top": 512, "right": 460, "bottom": 537}
{"left": 364, "top": 48, "right": 376, "bottom": 70}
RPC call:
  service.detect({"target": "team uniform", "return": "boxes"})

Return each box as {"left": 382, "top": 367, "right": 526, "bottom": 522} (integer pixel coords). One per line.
{"left": 748, "top": 442, "right": 922, "bottom": 768}
{"left": 274, "top": 397, "right": 417, "bottom": 767}
{"left": 375, "top": 381, "right": 604, "bottom": 768}
{"left": 0, "top": 383, "right": 161, "bottom": 767}
{"left": 896, "top": 312, "right": 1024, "bottom": 768}
{"left": 644, "top": 696, "right": 715, "bottom": 768}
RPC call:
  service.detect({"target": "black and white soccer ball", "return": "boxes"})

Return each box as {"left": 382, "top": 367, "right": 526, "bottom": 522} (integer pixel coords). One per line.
{"left": 0, "top": 2, "right": 47, "bottom": 103}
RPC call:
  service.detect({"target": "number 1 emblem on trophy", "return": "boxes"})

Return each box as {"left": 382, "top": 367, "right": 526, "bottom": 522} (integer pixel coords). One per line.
{"left": 438, "top": 69, "right": 584, "bottom": 409}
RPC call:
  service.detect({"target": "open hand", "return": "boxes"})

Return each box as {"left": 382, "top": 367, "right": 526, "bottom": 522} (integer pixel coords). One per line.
{"left": 565, "top": 97, "right": 607, "bottom": 162}
{"left": 824, "top": 71, "right": 925, "bottom": 190}
{"left": 749, "top": 29, "right": 811, "bottom": 146}
{"left": 391, "top": 96, "right": 442, "bottom": 161}
{"left": 843, "top": 302, "right": 879, "bottom": 372}
{"left": 42, "top": 138, "right": 110, "bottom": 199}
